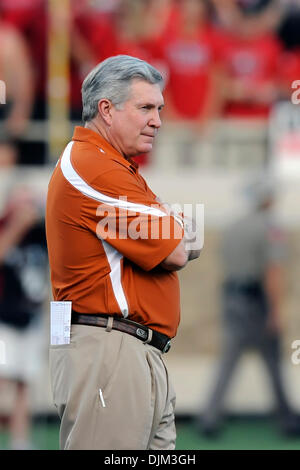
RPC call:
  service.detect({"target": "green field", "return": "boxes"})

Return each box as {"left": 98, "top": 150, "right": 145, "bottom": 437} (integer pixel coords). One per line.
{"left": 0, "top": 417, "right": 299, "bottom": 450}
{"left": 176, "top": 418, "right": 300, "bottom": 450}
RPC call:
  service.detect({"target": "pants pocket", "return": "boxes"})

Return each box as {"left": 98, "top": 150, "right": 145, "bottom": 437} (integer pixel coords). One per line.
{"left": 96, "top": 331, "right": 124, "bottom": 406}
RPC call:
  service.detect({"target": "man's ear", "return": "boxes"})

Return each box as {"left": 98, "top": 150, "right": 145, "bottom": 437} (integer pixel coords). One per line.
{"left": 97, "top": 99, "right": 113, "bottom": 126}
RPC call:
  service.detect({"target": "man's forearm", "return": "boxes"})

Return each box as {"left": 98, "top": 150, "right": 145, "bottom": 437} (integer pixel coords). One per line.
{"left": 182, "top": 216, "right": 201, "bottom": 262}
{"left": 156, "top": 197, "right": 201, "bottom": 264}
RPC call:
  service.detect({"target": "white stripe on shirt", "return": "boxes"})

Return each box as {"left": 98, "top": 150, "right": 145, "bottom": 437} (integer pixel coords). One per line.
{"left": 60, "top": 141, "right": 167, "bottom": 217}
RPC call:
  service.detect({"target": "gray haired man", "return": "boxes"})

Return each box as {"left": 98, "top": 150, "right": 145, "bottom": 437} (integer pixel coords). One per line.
{"left": 46, "top": 55, "right": 200, "bottom": 450}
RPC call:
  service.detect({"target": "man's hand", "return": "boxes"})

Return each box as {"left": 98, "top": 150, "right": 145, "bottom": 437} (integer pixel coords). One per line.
{"left": 183, "top": 216, "right": 201, "bottom": 261}
{"left": 156, "top": 197, "right": 201, "bottom": 265}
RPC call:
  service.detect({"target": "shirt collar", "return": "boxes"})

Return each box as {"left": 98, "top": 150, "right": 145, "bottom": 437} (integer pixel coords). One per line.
{"left": 72, "top": 126, "right": 138, "bottom": 172}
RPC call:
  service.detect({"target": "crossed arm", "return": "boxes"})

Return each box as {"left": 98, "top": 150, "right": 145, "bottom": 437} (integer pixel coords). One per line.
{"left": 157, "top": 199, "right": 201, "bottom": 271}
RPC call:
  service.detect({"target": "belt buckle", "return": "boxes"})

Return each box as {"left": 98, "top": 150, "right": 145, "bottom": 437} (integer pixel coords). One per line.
{"left": 162, "top": 339, "right": 171, "bottom": 354}
{"left": 136, "top": 327, "right": 148, "bottom": 340}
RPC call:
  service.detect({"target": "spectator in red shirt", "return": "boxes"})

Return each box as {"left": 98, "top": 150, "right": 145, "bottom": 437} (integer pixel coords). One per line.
{"left": 0, "top": 0, "right": 47, "bottom": 165}
{"left": 0, "top": 0, "right": 47, "bottom": 119}
{"left": 217, "top": 0, "right": 283, "bottom": 119}
{"left": 151, "top": 0, "right": 224, "bottom": 130}
{"left": 0, "top": 20, "right": 33, "bottom": 167}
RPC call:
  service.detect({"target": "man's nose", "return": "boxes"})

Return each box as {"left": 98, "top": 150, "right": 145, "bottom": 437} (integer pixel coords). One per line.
{"left": 149, "top": 110, "right": 162, "bottom": 129}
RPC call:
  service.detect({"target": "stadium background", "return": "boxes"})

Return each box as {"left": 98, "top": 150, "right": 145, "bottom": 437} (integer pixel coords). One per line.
{"left": 0, "top": 0, "right": 300, "bottom": 450}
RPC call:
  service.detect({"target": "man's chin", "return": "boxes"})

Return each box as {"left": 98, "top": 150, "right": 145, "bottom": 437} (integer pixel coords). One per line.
{"left": 133, "top": 145, "right": 152, "bottom": 156}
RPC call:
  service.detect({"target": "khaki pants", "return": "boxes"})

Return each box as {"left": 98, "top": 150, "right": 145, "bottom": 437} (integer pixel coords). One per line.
{"left": 49, "top": 324, "right": 176, "bottom": 450}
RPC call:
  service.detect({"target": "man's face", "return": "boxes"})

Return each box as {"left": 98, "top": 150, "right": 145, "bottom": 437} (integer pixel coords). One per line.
{"left": 109, "top": 79, "right": 164, "bottom": 157}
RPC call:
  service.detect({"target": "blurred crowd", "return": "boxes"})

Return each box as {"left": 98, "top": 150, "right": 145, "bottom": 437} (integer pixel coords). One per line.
{"left": 0, "top": 0, "right": 300, "bottom": 165}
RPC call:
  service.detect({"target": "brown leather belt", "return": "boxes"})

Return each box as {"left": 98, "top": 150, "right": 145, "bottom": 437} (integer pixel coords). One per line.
{"left": 71, "top": 311, "right": 171, "bottom": 354}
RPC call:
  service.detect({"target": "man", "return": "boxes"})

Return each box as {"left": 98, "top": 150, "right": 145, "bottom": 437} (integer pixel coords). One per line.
{"left": 0, "top": 186, "right": 48, "bottom": 449}
{"left": 46, "top": 55, "right": 200, "bottom": 450}
{"left": 200, "top": 175, "right": 300, "bottom": 436}
{"left": 0, "top": 19, "right": 34, "bottom": 167}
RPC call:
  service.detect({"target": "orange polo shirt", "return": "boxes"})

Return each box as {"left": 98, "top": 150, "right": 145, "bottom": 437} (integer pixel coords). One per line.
{"left": 46, "top": 127, "right": 183, "bottom": 338}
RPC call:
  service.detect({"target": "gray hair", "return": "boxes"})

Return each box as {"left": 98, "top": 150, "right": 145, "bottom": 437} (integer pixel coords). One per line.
{"left": 81, "top": 55, "right": 164, "bottom": 123}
